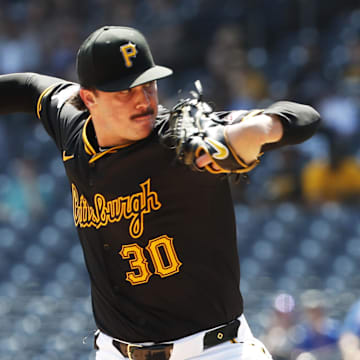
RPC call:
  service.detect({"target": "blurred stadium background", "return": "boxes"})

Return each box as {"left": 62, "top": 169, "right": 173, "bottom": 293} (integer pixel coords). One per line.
{"left": 0, "top": 1, "right": 360, "bottom": 359}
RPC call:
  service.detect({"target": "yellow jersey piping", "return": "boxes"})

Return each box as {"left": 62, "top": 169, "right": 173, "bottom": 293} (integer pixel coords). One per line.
{"left": 36, "top": 82, "right": 63, "bottom": 119}
{"left": 82, "top": 116, "right": 96, "bottom": 156}
{"left": 82, "top": 116, "right": 132, "bottom": 164}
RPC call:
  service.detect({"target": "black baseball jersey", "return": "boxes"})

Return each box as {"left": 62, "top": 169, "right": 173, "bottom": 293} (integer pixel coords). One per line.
{"left": 0, "top": 73, "right": 320, "bottom": 343}
{"left": 36, "top": 80, "right": 244, "bottom": 343}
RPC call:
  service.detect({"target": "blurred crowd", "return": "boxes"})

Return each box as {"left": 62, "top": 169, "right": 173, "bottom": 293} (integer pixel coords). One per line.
{"left": 0, "top": 0, "right": 359, "bottom": 208}
{"left": 258, "top": 289, "right": 360, "bottom": 360}
{"left": 0, "top": 1, "right": 360, "bottom": 360}
{"left": 0, "top": 0, "right": 359, "bottom": 211}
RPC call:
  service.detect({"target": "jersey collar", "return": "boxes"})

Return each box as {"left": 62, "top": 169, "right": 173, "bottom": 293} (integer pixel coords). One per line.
{"left": 82, "top": 116, "right": 131, "bottom": 164}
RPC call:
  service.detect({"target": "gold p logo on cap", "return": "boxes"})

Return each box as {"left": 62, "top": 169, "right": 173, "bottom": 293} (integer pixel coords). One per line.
{"left": 120, "top": 42, "right": 138, "bottom": 68}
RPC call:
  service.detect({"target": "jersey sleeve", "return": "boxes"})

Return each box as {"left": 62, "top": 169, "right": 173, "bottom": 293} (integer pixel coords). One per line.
{"left": 0, "top": 72, "right": 84, "bottom": 151}
{"left": 0, "top": 72, "right": 64, "bottom": 115}
{"left": 218, "top": 102, "right": 321, "bottom": 152}
{"left": 262, "top": 101, "right": 321, "bottom": 150}
{"left": 36, "top": 82, "right": 83, "bottom": 150}
{"left": 36, "top": 80, "right": 84, "bottom": 150}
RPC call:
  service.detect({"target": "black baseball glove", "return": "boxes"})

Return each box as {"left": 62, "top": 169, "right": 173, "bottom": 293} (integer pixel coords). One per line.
{"left": 158, "top": 81, "right": 261, "bottom": 174}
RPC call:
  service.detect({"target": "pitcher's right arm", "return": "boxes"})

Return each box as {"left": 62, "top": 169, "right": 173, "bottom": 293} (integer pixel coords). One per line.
{"left": 0, "top": 73, "right": 64, "bottom": 116}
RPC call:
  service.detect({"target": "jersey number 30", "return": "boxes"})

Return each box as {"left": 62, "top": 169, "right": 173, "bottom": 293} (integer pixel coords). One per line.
{"left": 119, "top": 235, "right": 182, "bottom": 285}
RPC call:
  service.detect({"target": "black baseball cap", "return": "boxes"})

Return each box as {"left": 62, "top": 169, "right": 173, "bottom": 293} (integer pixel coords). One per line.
{"left": 76, "top": 26, "right": 173, "bottom": 91}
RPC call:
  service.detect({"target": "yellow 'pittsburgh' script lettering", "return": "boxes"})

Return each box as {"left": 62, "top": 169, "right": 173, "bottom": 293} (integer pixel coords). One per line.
{"left": 72, "top": 178, "right": 161, "bottom": 238}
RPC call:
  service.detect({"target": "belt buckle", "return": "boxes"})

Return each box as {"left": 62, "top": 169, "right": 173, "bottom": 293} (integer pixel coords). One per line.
{"left": 127, "top": 343, "right": 142, "bottom": 360}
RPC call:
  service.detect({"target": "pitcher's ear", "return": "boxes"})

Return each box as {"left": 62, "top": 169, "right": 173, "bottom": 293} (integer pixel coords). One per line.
{"left": 80, "top": 88, "right": 97, "bottom": 108}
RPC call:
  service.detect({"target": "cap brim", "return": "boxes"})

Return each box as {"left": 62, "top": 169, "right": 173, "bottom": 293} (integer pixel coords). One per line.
{"left": 96, "top": 65, "right": 173, "bottom": 92}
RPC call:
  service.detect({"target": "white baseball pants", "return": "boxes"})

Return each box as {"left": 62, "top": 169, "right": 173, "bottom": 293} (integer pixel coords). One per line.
{"left": 94, "top": 315, "right": 272, "bottom": 360}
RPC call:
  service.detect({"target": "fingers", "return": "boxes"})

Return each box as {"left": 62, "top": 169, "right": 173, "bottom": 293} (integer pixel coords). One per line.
{"left": 195, "top": 153, "right": 211, "bottom": 168}
{"left": 195, "top": 154, "right": 220, "bottom": 170}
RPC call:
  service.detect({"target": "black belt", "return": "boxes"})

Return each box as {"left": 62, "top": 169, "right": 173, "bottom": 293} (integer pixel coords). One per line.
{"left": 111, "top": 319, "right": 240, "bottom": 360}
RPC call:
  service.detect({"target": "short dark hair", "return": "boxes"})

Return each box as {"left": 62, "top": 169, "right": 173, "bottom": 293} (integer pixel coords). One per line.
{"left": 68, "top": 90, "right": 86, "bottom": 111}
